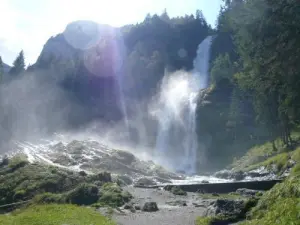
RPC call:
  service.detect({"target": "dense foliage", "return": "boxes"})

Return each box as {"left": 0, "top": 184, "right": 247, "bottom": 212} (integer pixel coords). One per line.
{"left": 196, "top": 0, "right": 300, "bottom": 168}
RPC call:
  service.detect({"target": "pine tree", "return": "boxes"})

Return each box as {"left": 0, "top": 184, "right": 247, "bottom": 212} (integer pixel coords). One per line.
{"left": 9, "top": 50, "right": 25, "bottom": 76}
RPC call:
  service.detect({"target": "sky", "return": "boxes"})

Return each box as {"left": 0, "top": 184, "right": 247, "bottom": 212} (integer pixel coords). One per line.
{"left": 0, "top": 0, "right": 223, "bottom": 66}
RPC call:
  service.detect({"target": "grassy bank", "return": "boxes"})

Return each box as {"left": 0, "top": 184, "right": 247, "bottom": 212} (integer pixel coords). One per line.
{"left": 0, "top": 204, "right": 115, "bottom": 225}
{"left": 196, "top": 134, "right": 300, "bottom": 225}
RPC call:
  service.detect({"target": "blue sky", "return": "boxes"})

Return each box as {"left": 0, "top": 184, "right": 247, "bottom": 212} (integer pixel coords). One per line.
{"left": 0, "top": 0, "right": 222, "bottom": 65}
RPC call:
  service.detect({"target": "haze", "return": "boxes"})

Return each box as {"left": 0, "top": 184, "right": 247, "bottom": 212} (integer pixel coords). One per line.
{"left": 0, "top": 0, "right": 222, "bottom": 65}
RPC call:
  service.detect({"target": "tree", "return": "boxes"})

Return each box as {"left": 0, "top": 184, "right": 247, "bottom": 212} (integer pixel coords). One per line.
{"left": 9, "top": 50, "right": 25, "bottom": 76}
{"left": 229, "top": 0, "right": 300, "bottom": 147}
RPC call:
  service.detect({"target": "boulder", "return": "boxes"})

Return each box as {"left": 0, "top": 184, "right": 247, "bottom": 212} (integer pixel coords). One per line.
{"left": 214, "top": 170, "right": 231, "bottom": 179}
{"left": 170, "top": 186, "right": 187, "bottom": 196}
{"left": 166, "top": 200, "right": 187, "bottom": 207}
{"left": 115, "top": 175, "right": 133, "bottom": 186}
{"left": 134, "top": 177, "right": 157, "bottom": 186}
{"left": 236, "top": 188, "right": 263, "bottom": 197}
{"left": 111, "top": 150, "right": 136, "bottom": 165}
{"left": 205, "top": 199, "right": 245, "bottom": 220}
{"left": 231, "top": 171, "right": 245, "bottom": 181}
{"left": 142, "top": 202, "right": 159, "bottom": 212}
{"left": 214, "top": 170, "right": 245, "bottom": 181}
{"left": 134, "top": 205, "right": 141, "bottom": 210}
{"left": 123, "top": 203, "right": 134, "bottom": 210}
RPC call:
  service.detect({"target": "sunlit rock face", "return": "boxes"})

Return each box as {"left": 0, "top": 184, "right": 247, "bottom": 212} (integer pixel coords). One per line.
{"left": 13, "top": 138, "right": 183, "bottom": 183}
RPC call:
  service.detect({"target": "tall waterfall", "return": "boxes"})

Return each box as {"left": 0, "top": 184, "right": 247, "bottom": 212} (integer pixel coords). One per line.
{"left": 155, "top": 36, "right": 213, "bottom": 174}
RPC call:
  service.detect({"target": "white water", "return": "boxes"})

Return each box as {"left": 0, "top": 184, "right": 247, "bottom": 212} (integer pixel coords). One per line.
{"left": 155, "top": 36, "right": 213, "bottom": 174}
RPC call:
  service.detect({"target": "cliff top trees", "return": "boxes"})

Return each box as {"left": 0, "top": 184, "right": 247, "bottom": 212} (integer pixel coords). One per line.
{"left": 9, "top": 50, "right": 25, "bottom": 76}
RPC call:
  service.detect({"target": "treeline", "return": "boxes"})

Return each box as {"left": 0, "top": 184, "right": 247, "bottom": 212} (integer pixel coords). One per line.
{"left": 204, "top": 0, "right": 300, "bottom": 164}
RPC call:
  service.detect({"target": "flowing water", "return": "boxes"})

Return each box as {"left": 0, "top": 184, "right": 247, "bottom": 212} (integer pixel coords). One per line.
{"left": 155, "top": 36, "right": 213, "bottom": 174}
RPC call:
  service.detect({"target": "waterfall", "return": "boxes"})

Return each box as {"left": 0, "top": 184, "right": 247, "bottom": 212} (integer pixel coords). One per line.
{"left": 155, "top": 36, "right": 213, "bottom": 174}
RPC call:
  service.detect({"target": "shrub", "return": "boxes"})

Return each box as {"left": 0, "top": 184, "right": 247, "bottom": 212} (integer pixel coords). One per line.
{"left": 8, "top": 155, "right": 29, "bottom": 171}
{"left": 170, "top": 186, "right": 187, "bottom": 196}
{"left": 33, "top": 192, "right": 65, "bottom": 204}
{"left": 98, "top": 183, "right": 132, "bottom": 207}
{"left": 66, "top": 183, "right": 99, "bottom": 205}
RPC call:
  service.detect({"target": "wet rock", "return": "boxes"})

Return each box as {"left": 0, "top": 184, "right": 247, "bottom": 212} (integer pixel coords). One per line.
{"left": 205, "top": 199, "right": 245, "bottom": 220}
{"left": 170, "top": 186, "right": 187, "bottom": 196}
{"left": 142, "top": 202, "right": 159, "bottom": 212}
{"left": 52, "top": 154, "right": 75, "bottom": 166}
{"left": 154, "top": 177, "right": 172, "bottom": 184}
{"left": 134, "top": 177, "right": 157, "bottom": 186}
{"left": 236, "top": 188, "right": 263, "bottom": 197}
{"left": 79, "top": 171, "right": 87, "bottom": 176}
{"left": 134, "top": 205, "right": 141, "bottom": 210}
{"left": 214, "top": 170, "right": 231, "bottom": 179}
{"left": 214, "top": 170, "right": 245, "bottom": 181}
{"left": 123, "top": 203, "right": 134, "bottom": 210}
{"left": 231, "top": 171, "right": 245, "bottom": 181}
{"left": 66, "top": 140, "right": 86, "bottom": 154}
{"left": 166, "top": 200, "right": 187, "bottom": 207}
{"left": 111, "top": 150, "right": 136, "bottom": 165}
{"left": 113, "top": 175, "right": 133, "bottom": 186}
{"left": 192, "top": 202, "right": 206, "bottom": 208}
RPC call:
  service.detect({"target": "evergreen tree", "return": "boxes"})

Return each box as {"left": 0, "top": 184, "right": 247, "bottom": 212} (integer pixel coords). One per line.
{"left": 9, "top": 50, "right": 25, "bottom": 76}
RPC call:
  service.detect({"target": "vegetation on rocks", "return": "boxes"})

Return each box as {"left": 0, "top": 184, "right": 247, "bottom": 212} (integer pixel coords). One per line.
{"left": 0, "top": 155, "right": 131, "bottom": 211}
{"left": 170, "top": 186, "right": 187, "bottom": 196}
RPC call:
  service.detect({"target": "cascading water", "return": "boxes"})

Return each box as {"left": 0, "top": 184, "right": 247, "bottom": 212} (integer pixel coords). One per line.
{"left": 155, "top": 36, "right": 213, "bottom": 174}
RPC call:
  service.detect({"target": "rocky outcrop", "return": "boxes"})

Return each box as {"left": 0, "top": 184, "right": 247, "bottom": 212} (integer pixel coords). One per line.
{"left": 134, "top": 177, "right": 157, "bottom": 187}
{"left": 205, "top": 199, "right": 246, "bottom": 222}
{"left": 16, "top": 139, "right": 182, "bottom": 183}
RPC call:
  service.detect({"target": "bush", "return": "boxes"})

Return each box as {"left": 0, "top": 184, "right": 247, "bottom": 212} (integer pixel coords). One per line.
{"left": 8, "top": 155, "right": 29, "bottom": 171}
{"left": 66, "top": 183, "right": 99, "bottom": 205}
{"left": 33, "top": 192, "right": 65, "bottom": 204}
{"left": 13, "top": 190, "right": 26, "bottom": 201}
{"left": 98, "top": 183, "right": 132, "bottom": 207}
{"left": 170, "top": 186, "right": 187, "bottom": 196}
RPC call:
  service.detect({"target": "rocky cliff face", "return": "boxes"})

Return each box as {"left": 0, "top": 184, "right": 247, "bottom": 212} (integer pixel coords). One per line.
{"left": 3, "top": 63, "right": 11, "bottom": 73}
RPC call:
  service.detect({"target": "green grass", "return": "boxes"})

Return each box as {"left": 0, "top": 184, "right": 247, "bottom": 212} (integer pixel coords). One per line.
{"left": 237, "top": 176, "right": 300, "bottom": 225}
{"left": 232, "top": 143, "right": 300, "bottom": 175}
{"left": 240, "top": 198, "right": 300, "bottom": 225}
{"left": 0, "top": 204, "right": 115, "bottom": 225}
{"left": 195, "top": 215, "right": 233, "bottom": 225}
{"left": 231, "top": 130, "right": 300, "bottom": 172}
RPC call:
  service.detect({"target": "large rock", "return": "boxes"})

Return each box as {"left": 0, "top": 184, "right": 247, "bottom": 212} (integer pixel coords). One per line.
{"left": 113, "top": 174, "right": 133, "bottom": 186}
{"left": 214, "top": 170, "right": 245, "bottom": 181}
{"left": 134, "top": 177, "right": 157, "bottom": 186}
{"left": 236, "top": 188, "right": 263, "bottom": 197}
{"left": 205, "top": 199, "right": 245, "bottom": 220}
{"left": 111, "top": 150, "right": 136, "bottom": 165}
{"left": 142, "top": 202, "right": 159, "bottom": 212}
